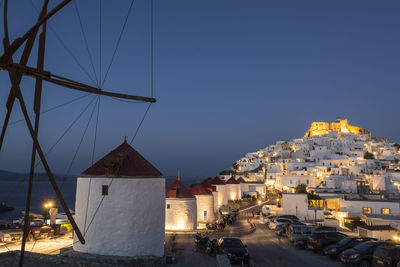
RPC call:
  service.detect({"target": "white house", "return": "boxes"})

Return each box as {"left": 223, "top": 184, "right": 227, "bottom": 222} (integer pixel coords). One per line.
{"left": 226, "top": 177, "right": 241, "bottom": 201}
{"left": 210, "top": 176, "right": 228, "bottom": 207}
{"left": 276, "top": 194, "right": 324, "bottom": 221}
{"left": 73, "top": 140, "right": 165, "bottom": 257}
{"left": 189, "top": 183, "right": 215, "bottom": 224}
{"left": 165, "top": 176, "right": 197, "bottom": 231}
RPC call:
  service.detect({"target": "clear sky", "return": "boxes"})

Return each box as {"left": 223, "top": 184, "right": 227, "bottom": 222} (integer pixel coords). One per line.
{"left": 0, "top": 0, "right": 399, "bottom": 178}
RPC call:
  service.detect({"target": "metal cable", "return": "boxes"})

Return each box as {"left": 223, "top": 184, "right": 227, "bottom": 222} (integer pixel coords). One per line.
{"left": 59, "top": 96, "right": 99, "bottom": 192}
{"left": 72, "top": 0, "right": 99, "bottom": 87}
{"left": 150, "top": 0, "right": 154, "bottom": 97}
{"left": 91, "top": 96, "right": 100, "bottom": 164}
{"left": 0, "top": 94, "right": 90, "bottom": 129}
{"left": 82, "top": 96, "right": 101, "bottom": 235}
{"left": 129, "top": 103, "right": 152, "bottom": 144}
{"left": 28, "top": 0, "right": 98, "bottom": 86}
{"left": 0, "top": 96, "right": 97, "bottom": 204}
{"left": 100, "top": 0, "right": 135, "bottom": 88}
{"left": 99, "top": 0, "right": 102, "bottom": 83}
{"left": 35, "top": 96, "right": 97, "bottom": 163}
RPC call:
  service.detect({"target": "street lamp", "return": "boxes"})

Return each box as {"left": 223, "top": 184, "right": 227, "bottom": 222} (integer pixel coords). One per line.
{"left": 43, "top": 201, "right": 53, "bottom": 222}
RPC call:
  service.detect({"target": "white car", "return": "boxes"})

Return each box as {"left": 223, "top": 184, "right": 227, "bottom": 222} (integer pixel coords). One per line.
{"left": 268, "top": 218, "right": 292, "bottom": 230}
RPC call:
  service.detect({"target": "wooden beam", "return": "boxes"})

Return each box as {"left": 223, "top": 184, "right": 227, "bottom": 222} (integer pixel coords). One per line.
{"left": 0, "top": 0, "right": 71, "bottom": 63}
{"left": 7, "top": 66, "right": 86, "bottom": 245}
{"left": 0, "top": 63, "right": 157, "bottom": 103}
{"left": 19, "top": 2, "right": 48, "bottom": 266}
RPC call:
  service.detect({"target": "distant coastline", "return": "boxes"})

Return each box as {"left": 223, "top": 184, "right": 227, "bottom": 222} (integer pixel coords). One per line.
{"left": 0, "top": 170, "right": 204, "bottom": 186}
{"left": 0, "top": 169, "right": 75, "bottom": 182}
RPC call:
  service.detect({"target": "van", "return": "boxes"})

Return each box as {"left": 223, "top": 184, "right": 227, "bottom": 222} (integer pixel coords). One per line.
{"left": 287, "top": 224, "right": 314, "bottom": 242}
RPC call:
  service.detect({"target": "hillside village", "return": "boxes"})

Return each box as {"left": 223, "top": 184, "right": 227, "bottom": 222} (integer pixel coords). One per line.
{"left": 233, "top": 118, "right": 400, "bottom": 196}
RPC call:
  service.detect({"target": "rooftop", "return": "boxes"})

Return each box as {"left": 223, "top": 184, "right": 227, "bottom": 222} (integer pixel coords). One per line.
{"left": 188, "top": 183, "right": 212, "bottom": 196}
{"left": 166, "top": 177, "right": 195, "bottom": 199}
{"left": 82, "top": 140, "right": 162, "bottom": 178}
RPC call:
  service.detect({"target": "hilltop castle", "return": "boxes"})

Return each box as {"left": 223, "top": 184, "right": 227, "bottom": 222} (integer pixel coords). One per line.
{"left": 304, "top": 118, "right": 370, "bottom": 137}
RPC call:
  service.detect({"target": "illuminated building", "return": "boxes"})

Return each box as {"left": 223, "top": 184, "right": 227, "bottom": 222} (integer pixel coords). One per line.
{"left": 304, "top": 118, "right": 370, "bottom": 137}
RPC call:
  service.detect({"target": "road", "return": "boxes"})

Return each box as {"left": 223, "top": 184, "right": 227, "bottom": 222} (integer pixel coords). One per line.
{"left": 242, "top": 221, "right": 342, "bottom": 267}
{"left": 170, "top": 216, "right": 342, "bottom": 267}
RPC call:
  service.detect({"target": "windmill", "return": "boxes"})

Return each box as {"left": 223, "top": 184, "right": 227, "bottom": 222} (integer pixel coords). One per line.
{"left": 0, "top": 0, "right": 156, "bottom": 266}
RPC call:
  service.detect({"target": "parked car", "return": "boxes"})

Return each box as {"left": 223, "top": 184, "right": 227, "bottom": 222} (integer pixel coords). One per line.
{"left": 269, "top": 218, "right": 298, "bottom": 230}
{"left": 324, "top": 237, "right": 377, "bottom": 258}
{"left": 314, "top": 226, "right": 337, "bottom": 232}
{"left": 372, "top": 243, "right": 400, "bottom": 267}
{"left": 264, "top": 215, "right": 276, "bottom": 226}
{"left": 277, "top": 215, "right": 299, "bottom": 221}
{"left": 217, "top": 238, "right": 250, "bottom": 265}
{"left": 0, "top": 221, "right": 22, "bottom": 243}
{"left": 20, "top": 218, "right": 54, "bottom": 241}
{"left": 295, "top": 238, "right": 309, "bottom": 249}
{"left": 307, "top": 231, "right": 347, "bottom": 252}
{"left": 287, "top": 224, "right": 314, "bottom": 243}
{"left": 340, "top": 241, "right": 390, "bottom": 267}
{"left": 275, "top": 224, "right": 288, "bottom": 236}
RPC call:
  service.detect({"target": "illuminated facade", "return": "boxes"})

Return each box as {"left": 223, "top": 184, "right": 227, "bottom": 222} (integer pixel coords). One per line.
{"left": 304, "top": 119, "right": 370, "bottom": 137}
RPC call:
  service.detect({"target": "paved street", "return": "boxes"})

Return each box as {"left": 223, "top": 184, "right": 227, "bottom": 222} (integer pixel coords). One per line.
{"left": 243, "top": 221, "right": 341, "bottom": 267}
{"left": 168, "top": 216, "right": 343, "bottom": 267}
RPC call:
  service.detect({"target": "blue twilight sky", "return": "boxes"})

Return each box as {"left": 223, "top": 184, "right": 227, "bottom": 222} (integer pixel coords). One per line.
{"left": 0, "top": 0, "right": 399, "bottom": 179}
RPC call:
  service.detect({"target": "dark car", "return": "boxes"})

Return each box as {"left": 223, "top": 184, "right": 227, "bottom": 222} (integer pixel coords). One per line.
{"left": 217, "top": 238, "right": 250, "bottom": 265}
{"left": 324, "top": 237, "right": 377, "bottom": 258}
{"left": 314, "top": 226, "right": 337, "bottom": 232}
{"left": 295, "top": 238, "right": 308, "bottom": 249}
{"left": 372, "top": 244, "right": 400, "bottom": 266}
{"left": 340, "top": 241, "right": 390, "bottom": 267}
{"left": 277, "top": 215, "right": 299, "bottom": 221}
{"left": 307, "top": 231, "right": 347, "bottom": 252}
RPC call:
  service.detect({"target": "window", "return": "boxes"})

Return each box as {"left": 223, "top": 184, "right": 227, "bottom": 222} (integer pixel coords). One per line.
{"left": 381, "top": 208, "right": 390, "bottom": 214}
{"left": 306, "top": 180, "right": 309, "bottom": 184}
{"left": 102, "top": 185, "right": 108, "bottom": 196}
{"left": 290, "top": 180, "right": 292, "bottom": 184}
{"left": 362, "top": 207, "right": 371, "bottom": 214}
{"left": 167, "top": 204, "right": 170, "bottom": 209}
{"left": 204, "top": 211, "right": 207, "bottom": 221}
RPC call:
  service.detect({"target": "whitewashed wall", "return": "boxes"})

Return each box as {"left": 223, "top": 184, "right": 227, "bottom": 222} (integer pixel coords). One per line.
{"left": 212, "top": 191, "right": 219, "bottom": 212}
{"left": 214, "top": 185, "right": 228, "bottom": 206}
{"left": 194, "top": 195, "right": 215, "bottom": 223}
{"left": 165, "top": 198, "right": 197, "bottom": 230}
{"left": 73, "top": 177, "right": 165, "bottom": 257}
{"left": 340, "top": 199, "right": 400, "bottom": 217}
{"left": 227, "top": 184, "right": 241, "bottom": 201}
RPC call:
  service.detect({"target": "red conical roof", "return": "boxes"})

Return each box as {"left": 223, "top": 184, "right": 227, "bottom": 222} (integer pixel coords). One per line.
{"left": 226, "top": 177, "right": 240, "bottom": 184}
{"left": 166, "top": 178, "right": 195, "bottom": 198}
{"left": 82, "top": 140, "right": 162, "bottom": 177}
{"left": 237, "top": 177, "right": 246, "bottom": 183}
{"left": 189, "top": 183, "right": 212, "bottom": 195}
{"left": 201, "top": 178, "right": 216, "bottom": 192}
{"left": 210, "top": 176, "right": 226, "bottom": 185}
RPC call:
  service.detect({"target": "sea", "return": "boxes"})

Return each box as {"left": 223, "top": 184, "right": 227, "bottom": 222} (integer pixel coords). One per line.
{"left": 0, "top": 176, "right": 202, "bottom": 221}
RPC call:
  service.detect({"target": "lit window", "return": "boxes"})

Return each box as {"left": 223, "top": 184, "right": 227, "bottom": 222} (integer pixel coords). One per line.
{"left": 381, "top": 208, "right": 390, "bottom": 214}
{"left": 363, "top": 207, "right": 371, "bottom": 214}
{"left": 102, "top": 185, "right": 108, "bottom": 196}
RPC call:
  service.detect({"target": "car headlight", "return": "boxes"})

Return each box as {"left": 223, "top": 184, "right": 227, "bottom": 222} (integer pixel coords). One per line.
{"left": 244, "top": 252, "right": 249, "bottom": 256}
{"left": 330, "top": 248, "right": 337, "bottom": 252}
{"left": 227, "top": 253, "right": 232, "bottom": 257}
{"left": 349, "top": 253, "right": 360, "bottom": 259}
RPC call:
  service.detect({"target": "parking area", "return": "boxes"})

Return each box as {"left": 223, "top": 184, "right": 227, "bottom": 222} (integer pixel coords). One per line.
{"left": 167, "top": 216, "right": 342, "bottom": 267}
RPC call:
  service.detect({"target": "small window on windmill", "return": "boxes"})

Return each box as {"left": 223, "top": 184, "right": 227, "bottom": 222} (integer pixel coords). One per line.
{"left": 102, "top": 185, "right": 109, "bottom": 196}
{"left": 167, "top": 204, "right": 170, "bottom": 209}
